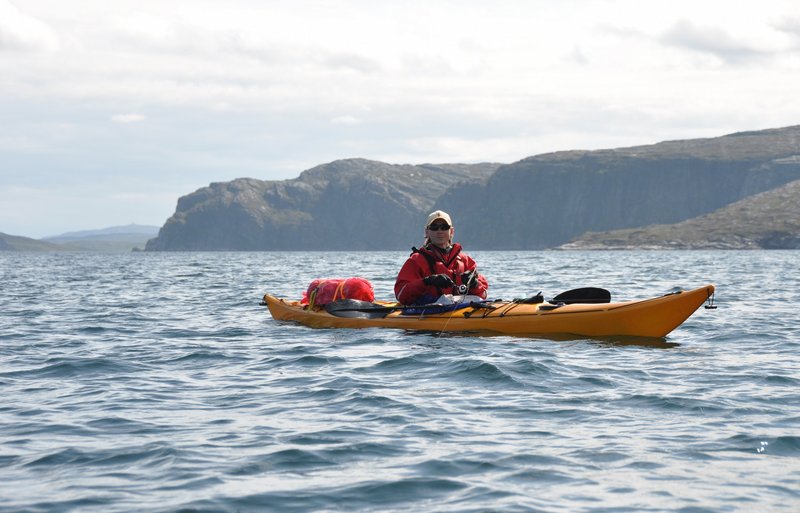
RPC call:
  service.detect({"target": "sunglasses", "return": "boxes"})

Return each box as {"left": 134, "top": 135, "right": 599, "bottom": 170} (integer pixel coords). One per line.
{"left": 427, "top": 223, "right": 451, "bottom": 231}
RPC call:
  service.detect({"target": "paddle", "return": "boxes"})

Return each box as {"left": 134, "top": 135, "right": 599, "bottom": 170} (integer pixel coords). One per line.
{"left": 324, "top": 287, "right": 611, "bottom": 319}
{"left": 551, "top": 287, "right": 610, "bottom": 304}
{"left": 324, "top": 298, "right": 492, "bottom": 319}
{"left": 457, "top": 267, "right": 478, "bottom": 295}
{"left": 324, "top": 299, "right": 400, "bottom": 319}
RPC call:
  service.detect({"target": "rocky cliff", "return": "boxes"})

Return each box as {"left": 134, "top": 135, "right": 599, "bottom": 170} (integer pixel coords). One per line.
{"left": 145, "top": 126, "right": 800, "bottom": 251}
{"left": 145, "top": 159, "right": 499, "bottom": 250}
{"left": 440, "top": 126, "right": 800, "bottom": 249}
{"left": 558, "top": 178, "right": 800, "bottom": 249}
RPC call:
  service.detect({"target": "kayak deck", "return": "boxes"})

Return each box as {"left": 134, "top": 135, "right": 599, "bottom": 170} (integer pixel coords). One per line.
{"left": 262, "top": 284, "right": 715, "bottom": 338}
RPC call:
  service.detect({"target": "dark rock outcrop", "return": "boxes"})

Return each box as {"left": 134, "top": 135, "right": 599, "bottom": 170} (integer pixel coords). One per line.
{"left": 145, "top": 159, "right": 499, "bottom": 250}
{"left": 144, "top": 125, "right": 800, "bottom": 251}
{"left": 559, "top": 178, "right": 800, "bottom": 249}
{"left": 440, "top": 126, "right": 800, "bottom": 249}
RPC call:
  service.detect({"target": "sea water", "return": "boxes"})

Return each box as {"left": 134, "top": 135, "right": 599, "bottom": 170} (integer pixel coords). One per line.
{"left": 1, "top": 251, "right": 798, "bottom": 513}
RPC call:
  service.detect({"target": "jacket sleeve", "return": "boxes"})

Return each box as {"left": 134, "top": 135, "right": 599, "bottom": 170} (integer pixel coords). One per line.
{"left": 395, "top": 256, "right": 430, "bottom": 305}
{"left": 471, "top": 273, "right": 489, "bottom": 299}
{"left": 462, "top": 254, "right": 489, "bottom": 299}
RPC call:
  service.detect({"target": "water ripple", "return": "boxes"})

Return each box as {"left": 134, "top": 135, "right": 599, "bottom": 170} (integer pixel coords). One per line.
{"left": 1, "top": 251, "right": 799, "bottom": 513}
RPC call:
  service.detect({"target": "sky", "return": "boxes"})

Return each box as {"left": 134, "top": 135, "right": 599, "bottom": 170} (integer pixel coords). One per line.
{"left": 1, "top": 0, "right": 799, "bottom": 238}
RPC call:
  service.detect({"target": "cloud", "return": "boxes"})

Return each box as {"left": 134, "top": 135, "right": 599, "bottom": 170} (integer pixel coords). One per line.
{"left": 773, "top": 17, "right": 800, "bottom": 42}
{"left": 2, "top": 0, "right": 800, "bottom": 238}
{"left": 331, "top": 115, "right": 361, "bottom": 125}
{"left": 0, "top": 134, "right": 42, "bottom": 152}
{"left": 0, "top": 183, "right": 177, "bottom": 238}
{"left": 111, "top": 114, "right": 146, "bottom": 123}
{"left": 318, "top": 51, "right": 381, "bottom": 73}
{"left": 102, "top": 7, "right": 382, "bottom": 77}
{"left": 567, "top": 46, "right": 589, "bottom": 65}
{"left": 0, "top": 0, "right": 59, "bottom": 52}
{"left": 660, "top": 19, "right": 768, "bottom": 64}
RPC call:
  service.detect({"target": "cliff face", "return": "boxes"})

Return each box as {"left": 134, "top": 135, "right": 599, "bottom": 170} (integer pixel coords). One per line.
{"left": 145, "top": 159, "right": 499, "bottom": 250}
{"left": 440, "top": 126, "right": 800, "bottom": 249}
{"left": 559, "top": 177, "right": 800, "bottom": 250}
{"left": 145, "top": 126, "right": 800, "bottom": 251}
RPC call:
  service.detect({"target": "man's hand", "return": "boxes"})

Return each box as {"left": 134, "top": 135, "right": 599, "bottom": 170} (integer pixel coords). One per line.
{"left": 423, "top": 274, "right": 455, "bottom": 288}
{"left": 461, "top": 270, "right": 478, "bottom": 289}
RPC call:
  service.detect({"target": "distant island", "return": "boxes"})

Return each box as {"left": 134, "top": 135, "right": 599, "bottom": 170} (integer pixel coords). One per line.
{"left": 144, "top": 125, "right": 800, "bottom": 251}
{"left": 0, "top": 224, "right": 159, "bottom": 252}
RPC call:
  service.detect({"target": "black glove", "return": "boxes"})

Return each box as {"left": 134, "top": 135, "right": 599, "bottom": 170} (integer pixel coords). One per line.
{"left": 461, "top": 270, "right": 478, "bottom": 289}
{"left": 423, "top": 274, "right": 455, "bottom": 288}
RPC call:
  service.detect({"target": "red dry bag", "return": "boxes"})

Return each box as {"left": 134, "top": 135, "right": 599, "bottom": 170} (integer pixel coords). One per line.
{"left": 301, "top": 277, "right": 375, "bottom": 306}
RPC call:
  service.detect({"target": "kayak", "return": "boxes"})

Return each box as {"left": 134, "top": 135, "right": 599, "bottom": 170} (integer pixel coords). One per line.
{"left": 261, "top": 284, "right": 715, "bottom": 338}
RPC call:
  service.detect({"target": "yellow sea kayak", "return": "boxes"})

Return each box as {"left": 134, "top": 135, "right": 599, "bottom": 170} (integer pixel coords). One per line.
{"left": 262, "top": 284, "right": 715, "bottom": 338}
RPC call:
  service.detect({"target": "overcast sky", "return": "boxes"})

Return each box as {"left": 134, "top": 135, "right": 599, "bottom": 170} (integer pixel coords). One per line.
{"left": 2, "top": 0, "right": 799, "bottom": 237}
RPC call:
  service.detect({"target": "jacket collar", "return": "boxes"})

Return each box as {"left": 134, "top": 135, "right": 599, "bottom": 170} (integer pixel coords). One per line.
{"left": 422, "top": 242, "right": 462, "bottom": 264}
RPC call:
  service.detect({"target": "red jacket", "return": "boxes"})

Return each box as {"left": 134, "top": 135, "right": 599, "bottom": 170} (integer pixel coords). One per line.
{"left": 395, "top": 243, "right": 489, "bottom": 305}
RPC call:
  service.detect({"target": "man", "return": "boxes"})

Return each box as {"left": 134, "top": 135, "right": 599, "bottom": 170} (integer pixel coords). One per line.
{"left": 394, "top": 210, "right": 489, "bottom": 305}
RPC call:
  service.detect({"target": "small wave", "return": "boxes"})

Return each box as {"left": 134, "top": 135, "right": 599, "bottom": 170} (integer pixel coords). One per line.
{"left": 320, "top": 441, "right": 407, "bottom": 462}
{"left": 440, "top": 358, "right": 524, "bottom": 388}
{"left": 162, "top": 351, "right": 241, "bottom": 364}
{"left": 179, "top": 477, "right": 494, "bottom": 513}
{"left": 498, "top": 453, "right": 569, "bottom": 467}
{"left": 276, "top": 355, "right": 347, "bottom": 367}
{"left": 714, "top": 434, "right": 800, "bottom": 457}
{"left": 0, "top": 454, "right": 20, "bottom": 467}
{"left": 23, "top": 447, "right": 96, "bottom": 468}
{"left": 506, "top": 467, "right": 574, "bottom": 484}
{"left": 623, "top": 459, "right": 666, "bottom": 470}
{"left": 411, "top": 457, "right": 503, "bottom": 477}
{"left": 230, "top": 448, "right": 335, "bottom": 475}
{"left": 85, "top": 416, "right": 161, "bottom": 435}
{"left": 23, "top": 443, "right": 182, "bottom": 470}
{"left": 504, "top": 357, "right": 556, "bottom": 377}
{"left": 624, "top": 393, "right": 726, "bottom": 414}
{"left": 75, "top": 325, "right": 108, "bottom": 334}
{"left": 12, "top": 496, "right": 115, "bottom": 513}
{"left": 575, "top": 375, "right": 616, "bottom": 388}
{"left": 366, "top": 354, "right": 431, "bottom": 371}
{"left": 567, "top": 448, "right": 631, "bottom": 464}
{"left": 761, "top": 374, "right": 800, "bottom": 386}
{"left": 156, "top": 476, "right": 225, "bottom": 492}
{"left": 285, "top": 430, "right": 364, "bottom": 446}
{"left": 333, "top": 477, "right": 467, "bottom": 507}
{"left": 155, "top": 327, "right": 254, "bottom": 339}
{"left": 2, "top": 358, "right": 143, "bottom": 379}
{"left": 4, "top": 420, "right": 96, "bottom": 440}
{"left": 270, "top": 386, "right": 344, "bottom": 403}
